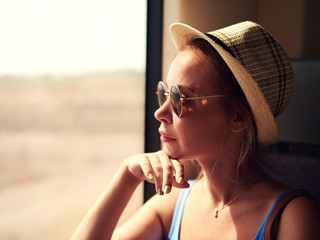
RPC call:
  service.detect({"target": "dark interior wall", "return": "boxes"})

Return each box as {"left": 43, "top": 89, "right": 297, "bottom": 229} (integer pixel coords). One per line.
{"left": 162, "top": 0, "right": 320, "bottom": 150}
{"left": 303, "top": 0, "right": 320, "bottom": 58}
{"left": 163, "top": 0, "right": 320, "bottom": 59}
{"left": 276, "top": 60, "right": 320, "bottom": 146}
{"left": 179, "top": 0, "right": 258, "bottom": 32}
{"left": 257, "top": 0, "right": 320, "bottom": 59}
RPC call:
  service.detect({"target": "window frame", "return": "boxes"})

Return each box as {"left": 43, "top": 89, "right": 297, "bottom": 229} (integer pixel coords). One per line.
{"left": 144, "top": 0, "right": 163, "bottom": 202}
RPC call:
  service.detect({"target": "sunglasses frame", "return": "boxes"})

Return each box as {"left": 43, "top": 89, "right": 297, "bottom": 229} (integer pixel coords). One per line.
{"left": 156, "top": 81, "right": 226, "bottom": 117}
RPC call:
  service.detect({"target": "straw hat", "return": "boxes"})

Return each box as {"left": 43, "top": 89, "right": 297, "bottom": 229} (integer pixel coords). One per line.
{"left": 169, "top": 21, "right": 294, "bottom": 146}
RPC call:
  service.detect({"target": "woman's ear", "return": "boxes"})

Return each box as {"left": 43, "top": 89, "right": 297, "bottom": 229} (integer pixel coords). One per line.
{"left": 230, "top": 111, "right": 247, "bottom": 133}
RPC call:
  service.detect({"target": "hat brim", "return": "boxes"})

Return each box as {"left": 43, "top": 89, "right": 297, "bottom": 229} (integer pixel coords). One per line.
{"left": 169, "top": 23, "right": 278, "bottom": 146}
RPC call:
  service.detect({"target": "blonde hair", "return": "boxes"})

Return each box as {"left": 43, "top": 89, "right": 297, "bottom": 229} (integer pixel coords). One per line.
{"left": 185, "top": 38, "right": 263, "bottom": 182}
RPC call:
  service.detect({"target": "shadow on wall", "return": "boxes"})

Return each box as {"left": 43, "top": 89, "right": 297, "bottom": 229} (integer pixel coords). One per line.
{"left": 267, "top": 59, "right": 320, "bottom": 202}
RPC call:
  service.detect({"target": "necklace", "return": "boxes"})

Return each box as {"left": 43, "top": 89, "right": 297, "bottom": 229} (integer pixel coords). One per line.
{"left": 214, "top": 187, "right": 250, "bottom": 218}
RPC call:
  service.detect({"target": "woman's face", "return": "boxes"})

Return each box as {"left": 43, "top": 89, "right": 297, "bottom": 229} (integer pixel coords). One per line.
{"left": 155, "top": 48, "right": 233, "bottom": 162}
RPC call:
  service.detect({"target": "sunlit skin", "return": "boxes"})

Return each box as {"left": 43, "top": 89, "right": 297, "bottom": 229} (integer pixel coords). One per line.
{"left": 70, "top": 47, "right": 320, "bottom": 240}
{"left": 155, "top": 48, "right": 244, "bottom": 177}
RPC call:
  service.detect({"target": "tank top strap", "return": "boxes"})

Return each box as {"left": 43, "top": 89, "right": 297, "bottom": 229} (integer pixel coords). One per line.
{"left": 168, "top": 179, "right": 197, "bottom": 240}
{"left": 254, "top": 189, "right": 295, "bottom": 240}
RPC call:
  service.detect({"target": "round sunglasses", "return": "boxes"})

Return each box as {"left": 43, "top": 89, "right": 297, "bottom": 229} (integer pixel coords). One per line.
{"left": 156, "top": 81, "right": 226, "bottom": 117}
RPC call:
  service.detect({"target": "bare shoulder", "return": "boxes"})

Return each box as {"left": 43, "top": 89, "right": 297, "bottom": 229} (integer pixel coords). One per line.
{"left": 112, "top": 186, "right": 182, "bottom": 240}
{"left": 278, "top": 194, "right": 320, "bottom": 240}
{"left": 145, "top": 186, "right": 183, "bottom": 231}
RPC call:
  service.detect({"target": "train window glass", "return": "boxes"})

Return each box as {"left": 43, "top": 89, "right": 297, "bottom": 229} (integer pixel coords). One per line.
{"left": 0, "top": 1, "right": 146, "bottom": 239}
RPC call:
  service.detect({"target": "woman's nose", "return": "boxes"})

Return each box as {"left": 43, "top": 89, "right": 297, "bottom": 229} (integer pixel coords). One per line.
{"left": 154, "top": 98, "right": 173, "bottom": 123}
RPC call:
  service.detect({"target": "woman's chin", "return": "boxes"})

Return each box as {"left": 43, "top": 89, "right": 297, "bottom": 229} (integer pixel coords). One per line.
{"left": 162, "top": 147, "right": 192, "bottom": 161}
{"left": 162, "top": 146, "right": 179, "bottom": 160}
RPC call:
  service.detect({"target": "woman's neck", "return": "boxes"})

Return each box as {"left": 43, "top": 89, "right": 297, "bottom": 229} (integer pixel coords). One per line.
{"left": 198, "top": 156, "right": 264, "bottom": 209}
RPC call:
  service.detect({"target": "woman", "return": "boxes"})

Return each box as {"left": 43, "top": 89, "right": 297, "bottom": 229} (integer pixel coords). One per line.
{"left": 71, "top": 21, "right": 320, "bottom": 240}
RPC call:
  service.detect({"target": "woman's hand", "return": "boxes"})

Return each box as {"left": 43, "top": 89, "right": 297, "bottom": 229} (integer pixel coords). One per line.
{"left": 70, "top": 151, "right": 189, "bottom": 240}
{"left": 126, "top": 150, "right": 190, "bottom": 195}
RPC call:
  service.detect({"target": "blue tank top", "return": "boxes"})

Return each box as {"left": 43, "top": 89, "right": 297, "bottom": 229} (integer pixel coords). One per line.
{"left": 168, "top": 180, "right": 293, "bottom": 240}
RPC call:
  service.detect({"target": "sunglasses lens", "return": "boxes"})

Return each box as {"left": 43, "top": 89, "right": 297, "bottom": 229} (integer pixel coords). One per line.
{"left": 171, "top": 85, "right": 182, "bottom": 116}
{"left": 156, "top": 82, "right": 166, "bottom": 107}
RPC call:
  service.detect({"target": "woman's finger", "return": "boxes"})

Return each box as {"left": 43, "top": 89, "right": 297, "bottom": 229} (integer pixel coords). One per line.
{"left": 146, "top": 152, "right": 164, "bottom": 195}
{"left": 171, "top": 159, "right": 190, "bottom": 188}
{"left": 157, "top": 151, "right": 174, "bottom": 194}
{"left": 139, "top": 155, "right": 155, "bottom": 182}
{"left": 171, "top": 159, "right": 184, "bottom": 184}
{"left": 127, "top": 151, "right": 190, "bottom": 195}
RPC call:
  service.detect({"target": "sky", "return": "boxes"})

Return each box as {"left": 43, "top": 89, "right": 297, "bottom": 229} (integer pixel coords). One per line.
{"left": 0, "top": 0, "right": 146, "bottom": 75}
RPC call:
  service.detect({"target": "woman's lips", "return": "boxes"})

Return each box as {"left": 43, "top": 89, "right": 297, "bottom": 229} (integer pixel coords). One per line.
{"left": 159, "top": 131, "right": 176, "bottom": 142}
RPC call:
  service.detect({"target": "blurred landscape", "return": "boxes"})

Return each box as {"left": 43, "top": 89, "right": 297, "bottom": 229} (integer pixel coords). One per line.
{"left": 0, "top": 73, "right": 145, "bottom": 240}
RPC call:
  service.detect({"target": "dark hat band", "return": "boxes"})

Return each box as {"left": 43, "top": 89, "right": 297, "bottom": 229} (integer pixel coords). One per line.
{"left": 205, "top": 33, "right": 236, "bottom": 59}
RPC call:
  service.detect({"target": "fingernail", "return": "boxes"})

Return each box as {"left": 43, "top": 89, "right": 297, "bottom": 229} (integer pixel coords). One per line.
{"left": 164, "top": 185, "right": 171, "bottom": 194}
{"left": 177, "top": 177, "right": 183, "bottom": 184}
{"left": 157, "top": 187, "right": 164, "bottom": 195}
{"left": 148, "top": 173, "right": 154, "bottom": 180}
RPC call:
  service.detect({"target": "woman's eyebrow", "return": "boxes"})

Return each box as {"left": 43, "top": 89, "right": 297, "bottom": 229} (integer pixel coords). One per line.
{"left": 165, "top": 82, "right": 197, "bottom": 94}
{"left": 179, "top": 85, "right": 196, "bottom": 94}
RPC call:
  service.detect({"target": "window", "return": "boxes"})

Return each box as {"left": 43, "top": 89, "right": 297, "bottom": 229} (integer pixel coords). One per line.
{"left": 0, "top": 1, "right": 146, "bottom": 239}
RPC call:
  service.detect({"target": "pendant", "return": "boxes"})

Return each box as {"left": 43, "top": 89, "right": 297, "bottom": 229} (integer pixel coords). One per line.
{"left": 214, "top": 208, "right": 219, "bottom": 218}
